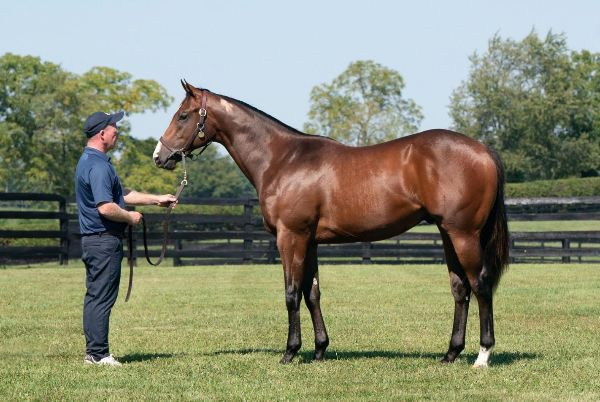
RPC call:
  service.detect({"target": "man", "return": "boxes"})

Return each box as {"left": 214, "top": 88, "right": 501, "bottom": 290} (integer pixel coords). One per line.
{"left": 75, "top": 111, "right": 177, "bottom": 366}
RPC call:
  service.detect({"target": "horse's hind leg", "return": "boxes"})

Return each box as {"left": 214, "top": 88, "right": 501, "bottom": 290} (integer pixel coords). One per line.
{"left": 443, "top": 231, "right": 496, "bottom": 367}
{"left": 302, "top": 243, "right": 329, "bottom": 361}
{"left": 440, "top": 231, "right": 472, "bottom": 364}
{"left": 471, "top": 264, "right": 496, "bottom": 368}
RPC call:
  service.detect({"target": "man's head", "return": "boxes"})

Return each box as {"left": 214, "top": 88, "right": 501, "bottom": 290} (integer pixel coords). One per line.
{"left": 84, "top": 111, "right": 124, "bottom": 138}
{"left": 84, "top": 111, "right": 125, "bottom": 153}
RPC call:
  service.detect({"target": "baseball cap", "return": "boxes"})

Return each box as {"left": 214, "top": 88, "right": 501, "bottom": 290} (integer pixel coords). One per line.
{"left": 84, "top": 111, "right": 125, "bottom": 138}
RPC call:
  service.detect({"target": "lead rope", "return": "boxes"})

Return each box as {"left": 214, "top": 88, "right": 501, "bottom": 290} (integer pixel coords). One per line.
{"left": 125, "top": 141, "right": 212, "bottom": 302}
{"left": 124, "top": 153, "right": 187, "bottom": 302}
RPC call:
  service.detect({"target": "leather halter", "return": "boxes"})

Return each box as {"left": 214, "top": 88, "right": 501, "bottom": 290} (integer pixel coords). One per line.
{"left": 158, "top": 90, "right": 209, "bottom": 160}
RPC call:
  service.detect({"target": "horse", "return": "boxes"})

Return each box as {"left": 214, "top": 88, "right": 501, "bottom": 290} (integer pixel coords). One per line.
{"left": 153, "top": 81, "right": 509, "bottom": 367}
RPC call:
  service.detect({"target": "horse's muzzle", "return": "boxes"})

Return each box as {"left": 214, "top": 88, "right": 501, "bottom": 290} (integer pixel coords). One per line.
{"left": 153, "top": 142, "right": 179, "bottom": 170}
{"left": 154, "top": 157, "right": 178, "bottom": 170}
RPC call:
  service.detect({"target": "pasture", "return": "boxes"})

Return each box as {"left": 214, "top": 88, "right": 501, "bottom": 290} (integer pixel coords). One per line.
{"left": 1, "top": 262, "right": 598, "bottom": 400}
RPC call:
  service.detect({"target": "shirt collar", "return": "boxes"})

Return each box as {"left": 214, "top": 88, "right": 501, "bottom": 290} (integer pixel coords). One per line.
{"left": 84, "top": 146, "right": 111, "bottom": 162}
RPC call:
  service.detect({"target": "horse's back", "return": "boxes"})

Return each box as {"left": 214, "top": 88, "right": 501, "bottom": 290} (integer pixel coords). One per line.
{"left": 263, "top": 129, "right": 499, "bottom": 243}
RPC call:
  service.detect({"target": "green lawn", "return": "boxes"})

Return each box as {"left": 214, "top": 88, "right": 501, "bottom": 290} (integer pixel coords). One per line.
{"left": 1, "top": 262, "right": 598, "bottom": 400}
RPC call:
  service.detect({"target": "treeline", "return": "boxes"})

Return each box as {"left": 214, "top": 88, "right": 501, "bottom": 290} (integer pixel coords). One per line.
{"left": 2, "top": 29, "right": 600, "bottom": 197}
{"left": 506, "top": 176, "right": 600, "bottom": 198}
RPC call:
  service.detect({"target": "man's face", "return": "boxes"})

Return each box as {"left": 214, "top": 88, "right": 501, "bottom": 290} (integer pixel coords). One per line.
{"left": 103, "top": 124, "right": 120, "bottom": 150}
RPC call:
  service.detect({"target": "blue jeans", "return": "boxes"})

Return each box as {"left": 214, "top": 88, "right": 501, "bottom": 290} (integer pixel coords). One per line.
{"left": 81, "top": 234, "right": 123, "bottom": 359}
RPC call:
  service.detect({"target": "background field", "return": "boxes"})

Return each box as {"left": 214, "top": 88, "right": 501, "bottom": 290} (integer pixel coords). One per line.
{"left": 1, "top": 262, "right": 598, "bottom": 400}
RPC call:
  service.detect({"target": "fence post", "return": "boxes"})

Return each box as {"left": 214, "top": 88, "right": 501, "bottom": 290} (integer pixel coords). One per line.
{"left": 562, "top": 239, "right": 571, "bottom": 263}
{"left": 59, "top": 196, "right": 69, "bottom": 265}
{"left": 174, "top": 239, "right": 182, "bottom": 266}
{"left": 362, "top": 242, "right": 372, "bottom": 264}
{"left": 243, "top": 201, "right": 253, "bottom": 264}
{"left": 268, "top": 240, "right": 278, "bottom": 264}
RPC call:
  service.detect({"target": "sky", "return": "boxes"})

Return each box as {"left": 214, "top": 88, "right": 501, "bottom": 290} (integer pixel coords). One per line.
{"left": 2, "top": 0, "right": 600, "bottom": 142}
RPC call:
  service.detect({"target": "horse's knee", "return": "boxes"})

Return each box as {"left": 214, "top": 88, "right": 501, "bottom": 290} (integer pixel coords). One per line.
{"left": 449, "top": 271, "right": 470, "bottom": 302}
{"left": 285, "top": 285, "right": 302, "bottom": 310}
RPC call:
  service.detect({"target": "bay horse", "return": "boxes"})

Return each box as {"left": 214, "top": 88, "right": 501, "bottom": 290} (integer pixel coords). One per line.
{"left": 153, "top": 81, "right": 509, "bottom": 367}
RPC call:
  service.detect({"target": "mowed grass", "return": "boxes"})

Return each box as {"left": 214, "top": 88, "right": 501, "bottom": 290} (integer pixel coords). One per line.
{"left": 1, "top": 262, "right": 599, "bottom": 401}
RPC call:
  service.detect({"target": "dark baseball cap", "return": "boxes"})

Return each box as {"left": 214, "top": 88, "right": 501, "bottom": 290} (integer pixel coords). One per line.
{"left": 84, "top": 111, "right": 125, "bottom": 138}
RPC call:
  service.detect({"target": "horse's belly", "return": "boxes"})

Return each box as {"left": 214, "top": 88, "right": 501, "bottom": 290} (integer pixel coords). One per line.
{"left": 315, "top": 205, "right": 426, "bottom": 244}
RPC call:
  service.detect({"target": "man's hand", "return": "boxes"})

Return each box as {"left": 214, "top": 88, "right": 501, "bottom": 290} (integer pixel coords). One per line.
{"left": 128, "top": 211, "right": 144, "bottom": 226}
{"left": 155, "top": 194, "right": 177, "bottom": 208}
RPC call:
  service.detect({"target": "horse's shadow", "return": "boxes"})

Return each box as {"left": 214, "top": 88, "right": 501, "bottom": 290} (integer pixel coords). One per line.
{"left": 203, "top": 349, "right": 539, "bottom": 366}
{"left": 321, "top": 350, "right": 538, "bottom": 366}
{"left": 120, "top": 349, "right": 537, "bottom": 365}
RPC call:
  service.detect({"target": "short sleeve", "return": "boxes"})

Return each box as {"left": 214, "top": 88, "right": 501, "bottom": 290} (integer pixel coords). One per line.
{"left": 89, "top": 164, "right": 116, "bottom": 206}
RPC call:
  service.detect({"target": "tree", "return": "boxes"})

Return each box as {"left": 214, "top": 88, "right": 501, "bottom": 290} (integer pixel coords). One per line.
{"left": 0, "top": 53, "right": 173, "bottom": 194}
{"left": 183, "top": 145, "right": 255, "bottom": 198}
{"left": 304, "top": 60, "right": 423, "bottom": 146}
{"left": 449, "top": 31, "right": 600, "bottom": 182}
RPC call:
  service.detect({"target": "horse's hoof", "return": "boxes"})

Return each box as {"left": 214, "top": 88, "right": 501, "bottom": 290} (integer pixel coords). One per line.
{"left": 440, "top": 353, "right": 456, "bottom": 364}
{"left": 313, "top": 351, "right": 325, "bottom": 361}
{"left": 472, "top": 362, "right": 489, "bottom": 368}
{"left": 279, "top": 353, "right": 294, "bottom": 364}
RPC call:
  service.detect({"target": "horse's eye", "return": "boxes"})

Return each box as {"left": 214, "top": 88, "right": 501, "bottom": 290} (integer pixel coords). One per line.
{"left": 178, "top": 113, "right": 188, "bottom": 121}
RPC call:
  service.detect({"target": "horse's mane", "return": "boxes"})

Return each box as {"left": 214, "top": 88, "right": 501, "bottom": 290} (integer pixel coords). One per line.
{"left": 198, "top": 88, "right": 335, "bottom": 142}
{"left": 223, "top": 93, "right": 307, "bottom": 135}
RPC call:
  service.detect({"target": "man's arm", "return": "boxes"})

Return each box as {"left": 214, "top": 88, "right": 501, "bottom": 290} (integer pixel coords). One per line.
{"left": 97, "top": 202, "right": 142, "bottom": 226}
{"left": 123, "top": 189, "right": 177, "bottom": 207}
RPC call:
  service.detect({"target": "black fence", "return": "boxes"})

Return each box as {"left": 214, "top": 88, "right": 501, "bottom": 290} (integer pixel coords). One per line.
{"left": 1, "top": 193, "right": 600, "bottom": 266}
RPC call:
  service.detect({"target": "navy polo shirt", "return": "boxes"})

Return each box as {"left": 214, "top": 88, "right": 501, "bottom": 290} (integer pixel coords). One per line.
{"left": 75, "top": 147, "right": 127, "bottom": 235}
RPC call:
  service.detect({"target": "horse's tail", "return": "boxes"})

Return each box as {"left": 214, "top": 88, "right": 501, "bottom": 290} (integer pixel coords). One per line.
{"left": 481, "top": 147, "right": 510, "bottom": 290}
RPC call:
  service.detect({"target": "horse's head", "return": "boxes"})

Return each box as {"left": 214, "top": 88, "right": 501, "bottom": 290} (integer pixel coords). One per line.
{"left": 153, "top": 80, "right": 211, "bottom": 170}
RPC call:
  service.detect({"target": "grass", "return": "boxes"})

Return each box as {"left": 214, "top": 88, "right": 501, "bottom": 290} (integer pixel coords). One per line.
{"left": 1, "top": 262, "right": 599, "bottom": 400}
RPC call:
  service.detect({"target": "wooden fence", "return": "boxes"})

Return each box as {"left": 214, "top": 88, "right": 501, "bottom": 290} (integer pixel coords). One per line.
{"left": 1, "top": 193, "right": 600, "bottom": 266}
{"left": 0, "top": 193, "right": 69, "bottom": 265}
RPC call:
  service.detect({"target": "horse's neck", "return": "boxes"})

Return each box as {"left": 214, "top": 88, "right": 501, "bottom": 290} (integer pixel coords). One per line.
{"left": 217, "top": 115, "right": 292, "bottom": 193}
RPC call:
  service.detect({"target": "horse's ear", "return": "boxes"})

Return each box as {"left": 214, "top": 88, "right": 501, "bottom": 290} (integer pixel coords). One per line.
{"left": 180, "top": 79, "right": 196, "bottom": 98}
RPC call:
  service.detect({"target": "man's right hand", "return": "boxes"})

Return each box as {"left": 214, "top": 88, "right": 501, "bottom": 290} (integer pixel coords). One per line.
{"left": 128, "top": 211, "right": 144, "bottom": 226}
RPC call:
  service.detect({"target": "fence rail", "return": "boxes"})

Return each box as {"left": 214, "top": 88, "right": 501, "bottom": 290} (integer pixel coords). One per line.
{"left": 0, "top": 193, "right": 69, "bottom": 265}
{"left": 2, "top": 193, "right": 600, "bottom": 266}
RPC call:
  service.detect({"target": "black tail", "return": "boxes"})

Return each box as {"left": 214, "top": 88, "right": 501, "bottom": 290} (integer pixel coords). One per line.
{"left": 481, "top": 148, "right": 510, "bottom": 290}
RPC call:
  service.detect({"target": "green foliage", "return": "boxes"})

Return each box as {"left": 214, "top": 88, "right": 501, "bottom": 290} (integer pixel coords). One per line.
{"left": 0, "top": 53, "right": 173, "bottom": 195}
{"left": 304, "top": 60, "right": 423, "bottom": 146}
{"left": 506, "top": 176, "right": 600, "bottom": 197}
{"left": 183, "top": 145, "right": 256, "bottom": 198}
{"left": 450, "top": 30, "right": 600, "bottom": 182}
{"left": 1, "top": 264, "right": 599, "bottom": 400}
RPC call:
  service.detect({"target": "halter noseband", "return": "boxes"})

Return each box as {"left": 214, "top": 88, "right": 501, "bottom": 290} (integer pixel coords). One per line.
{"left": 159, "top": 90, "right": 211, "bottom": 160}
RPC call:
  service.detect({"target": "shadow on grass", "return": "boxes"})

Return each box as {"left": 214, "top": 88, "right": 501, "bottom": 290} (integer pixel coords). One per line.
{"left": 121, "top": 353, "right": 181, "bottom": 363}
{"left": 120, "top": 349, "right": 539, "bottom": 366}
{"left": 205, "top": 348, "right": 539, "bottom": 366}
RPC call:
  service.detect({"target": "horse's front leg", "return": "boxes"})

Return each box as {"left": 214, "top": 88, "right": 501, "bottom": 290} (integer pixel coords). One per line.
{"left": 277, "top": 231, "right": 310, "bottom": 364}
{"left": 302, "top": 243, "right": 329, "bottom": 361}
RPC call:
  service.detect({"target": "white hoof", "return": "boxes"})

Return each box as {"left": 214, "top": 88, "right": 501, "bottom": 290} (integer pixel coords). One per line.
{"left": 473, "top": 346, "right": 492, "bottom": 368}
